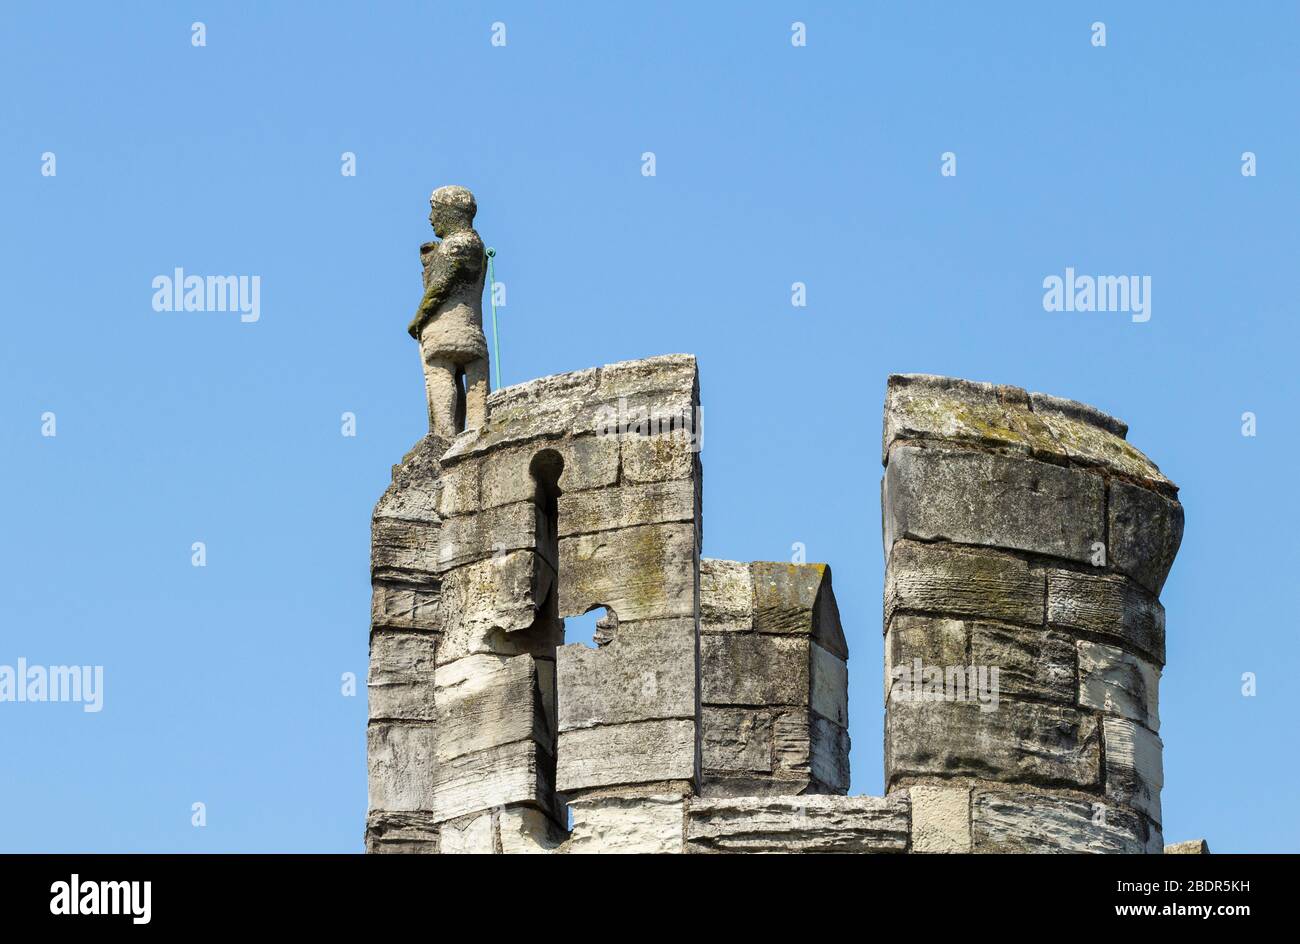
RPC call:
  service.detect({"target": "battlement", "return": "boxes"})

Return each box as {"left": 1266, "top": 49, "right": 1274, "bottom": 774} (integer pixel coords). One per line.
{"left": 366, "top": 355, "right": 1199, "bottom": 853}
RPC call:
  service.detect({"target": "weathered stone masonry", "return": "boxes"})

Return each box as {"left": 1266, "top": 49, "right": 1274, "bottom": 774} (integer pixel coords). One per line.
{"left": 881, "top": 374, "right": 1181, "bottom": 853}
{"left": 366, "top": 357, "right": 1198, "bottom": 853}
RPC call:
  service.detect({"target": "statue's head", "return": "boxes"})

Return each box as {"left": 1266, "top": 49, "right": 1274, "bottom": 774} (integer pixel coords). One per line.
{"left": 428, "top": 185, "right": 477, "bottom": 237}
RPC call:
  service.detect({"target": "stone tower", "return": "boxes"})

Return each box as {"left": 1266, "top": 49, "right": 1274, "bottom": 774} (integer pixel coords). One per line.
{"left": 881, "top": 374, "right": 1182, "bottom": 852}
{"left": 365, "top": 360, "right": 1194, "bottom": 853}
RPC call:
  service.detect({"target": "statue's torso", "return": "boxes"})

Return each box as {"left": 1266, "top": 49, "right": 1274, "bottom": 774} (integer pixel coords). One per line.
{"left": 419, "top": 231, "right": 488, "bottom": 361}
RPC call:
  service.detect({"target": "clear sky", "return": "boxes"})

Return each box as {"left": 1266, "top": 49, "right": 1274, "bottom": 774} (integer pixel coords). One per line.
{"left": 2, "top": 2, "right": 1296, "bottom": 853}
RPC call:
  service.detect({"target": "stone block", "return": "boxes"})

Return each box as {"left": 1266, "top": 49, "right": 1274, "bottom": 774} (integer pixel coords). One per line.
{"left": 1046, "top": 570, "right": 1165, "bottom": 664}
{"left": 371, "top": 516, "right": 440, "bottom": 582}
{"left": 437, "top": 810, "right": 495, "bottom": 854}
{"left": 558, "top": 523, "right": 696, "bottom": 622}
{"left": 883, "top": 373, "right": 1041, "bottom": 462}
{"left": 700, "top": 559, "right": 753, "bottom": 632}
{"left": 909, "top": 785, "right": 972, "bottom": 853}
{"left": 592, "top": 398, "right": 698, "bottom": 453}
{"left": 498, "top": 804, "right": 566, "bottom": 853}
{"left": 367, "top": 722, "right": 436, "bottom": 812}
{"left": 1164, "top": 839, "right": 1210, "bottom": 854}
{"left": 1077, "top": 640, "right": 1160, "bottom": 730}
{"left": 565, "top": 794, "right": 686, "bottom": 854}
{"left": 370, "top": 581, "right": 440, "bottom": 632}
{"left": 620, "top": 433, "right": 698, "bottom": 484}
{"left": 773, "top": 709, "right": 813, "bottom": 773}
{"left": 1026, "top": 391, "right": 1129, "bottom": 439}
{"left": 701, "top": 634, "right": 809, "bottom": 707}
{"left": 886, "top": 540, "right": 1045, "bottom": 628}
{"left": 364, "top": 810, "right": 439, "bottom": 854}
{"left": 1108, "top": 479, "right": 1184, "bottom": 596}
{"left": 686, "top": 794, "right": 910, "bottom": 854}
{"left": 701, "top": 707, "right": 773, "bottom": 773}
{"left": 1104, "top": 716, "right": 1163, "bottom": 823}
{"left": 436, "top": 551, "right": 554, "bottom": 662}
{"left": 810, "top": 713, "right": 850, "bottom": 792}
{"left": 433, "top": 654, "right": 547, "bottom": 763}
{"left": 971, "top": 789, "right": 1158, "bottom": 854}
{"left": 1030, "top": 406, "right": 1172, "bottom": 492}
{"left": 881, "top": 374, "right": 1173, "bottom": 493}
{"left": 969, "top": 622, "right": 1076, "bottom": 704}
{"left": 888, "top": 615, "right": 1071, "bottom": 703}
{"left": 557, "top": 435, "right": 624, "bottom": 492}
{"left": 432, "top": 458, "right": 481, "bottom": 519}
{"left": 887, "top": 697, "right": 1100, "bottom": 790}
{"left": 557, "top": 479, "right": 696, "bottom": 537}
{"left": 556, "top": 619, "right": 695, "bottom": 731}
{"left": 589, "top": 389, "right": 697, "bottom": 443}
{"left": 430, "top": 738, "right": 556, "bottom": 823}
{"left": 594, "top": 353, "right": 699, "bottom": 401}
{"left": 886, "top": 615, "right": 967, "bottom": 704}
{"left": 374, "top": 435, "right": 447, "bottom": 522}
{"left": 810, "top": 642, "right": 848, "bottom": 726}
{"left": 751, "top": 562, "right": 848, "bottom": 658}
{"left": 556, "top": 718, "right": 696, "bottom": 793}
{"left": 368, "top": 631, "right": 437, "bottom": 721}
{"left": 883, "top": 444, "right": 1105, "bottom": 564}
{"left": 434, "top": 500, "right": 538, "bottom": 573}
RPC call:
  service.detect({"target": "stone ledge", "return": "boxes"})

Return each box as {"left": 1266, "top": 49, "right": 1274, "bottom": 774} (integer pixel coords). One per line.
{"left": 883, "top": 373, "right": 1175, "bottom": 495}
{"left": 686, "top": 794, "right": 909, "bottom": 853}
{"left": 971, "top": 788, "right": 1160, "bottom": 853}
{"left": 441, "top": 354, "right": 699, "bottom": 464}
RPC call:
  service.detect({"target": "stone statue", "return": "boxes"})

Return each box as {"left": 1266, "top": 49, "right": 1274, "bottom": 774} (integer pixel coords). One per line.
{"left": 407, "top": 185, "right": 489, "bottom": 437}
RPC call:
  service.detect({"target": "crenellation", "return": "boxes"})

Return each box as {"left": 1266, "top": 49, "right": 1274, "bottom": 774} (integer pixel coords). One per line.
{"left": 364, "top": 189, "right": 1199, "bottom": 854}
{"left": 878, "top": 370, "right": 1183, "bottom": 853}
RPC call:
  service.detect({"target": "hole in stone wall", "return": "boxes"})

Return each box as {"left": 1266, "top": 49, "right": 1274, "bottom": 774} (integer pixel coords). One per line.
{"left": 566, "top": 605, "right": 616, "bottom": 650}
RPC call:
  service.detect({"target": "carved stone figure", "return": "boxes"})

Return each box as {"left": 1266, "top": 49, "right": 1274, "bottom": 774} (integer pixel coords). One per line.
{"left": 407, "top": 186, "right": 489, "bottom": 437}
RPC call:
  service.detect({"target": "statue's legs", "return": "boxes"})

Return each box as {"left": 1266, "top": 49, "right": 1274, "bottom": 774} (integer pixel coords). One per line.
{"left": 423, "top": 356, "right": 459, "bottom": 438}
{"left": 463, "top": 356, "right": 490, "bottom": 431}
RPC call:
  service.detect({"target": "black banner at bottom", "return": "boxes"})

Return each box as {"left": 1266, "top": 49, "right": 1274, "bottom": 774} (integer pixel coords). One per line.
{"left": 0, "top": 852, "right": 1276, "bottom": 929}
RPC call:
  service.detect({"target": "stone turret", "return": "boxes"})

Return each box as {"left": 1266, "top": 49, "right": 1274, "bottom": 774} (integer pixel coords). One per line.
{"left": 882, "top": 374, "right": 1182, "bottom": 853}
{"left": 367, "top": 354, "right": 708, "bottom": 852}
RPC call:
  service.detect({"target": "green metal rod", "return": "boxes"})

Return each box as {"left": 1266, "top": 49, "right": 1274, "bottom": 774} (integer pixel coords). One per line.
{"left": 486, "top": 247, "right": 501, "bottom": 390}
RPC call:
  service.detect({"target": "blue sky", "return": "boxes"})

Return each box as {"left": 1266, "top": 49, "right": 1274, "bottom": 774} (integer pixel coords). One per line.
{"left": 1, "top": 2, "right": 1296, "bottom": 852}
